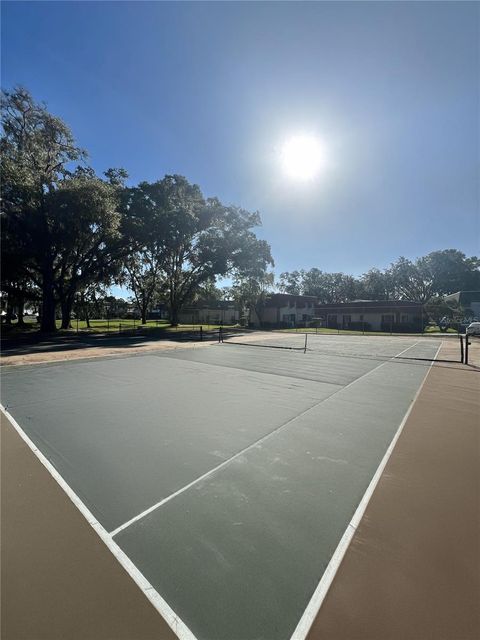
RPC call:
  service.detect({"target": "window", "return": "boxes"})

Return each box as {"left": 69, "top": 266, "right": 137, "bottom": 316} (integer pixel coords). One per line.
{"left": 401, "top": 314, "right": 409, "bottom": 323}
{"left": 302, "top": 314, "right": 309, "bottom": 321}
{"left": 382, "top": 314, "right": 394, "bottom": 323}
{"left": 342, "top": 315, "right": 351, "bottom": 328}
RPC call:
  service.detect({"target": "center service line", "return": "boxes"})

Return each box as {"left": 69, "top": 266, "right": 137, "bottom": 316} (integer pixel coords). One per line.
{"left": 110, "top": 340, "right": 423, "bottom": 538}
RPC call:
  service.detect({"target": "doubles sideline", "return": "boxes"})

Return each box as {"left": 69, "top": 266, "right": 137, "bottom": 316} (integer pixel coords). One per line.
{"left": 1, "top": 338, "right": 440, "bottom": 640}
{"left": 290, "top": 341, "right": 442, "bottom": 639}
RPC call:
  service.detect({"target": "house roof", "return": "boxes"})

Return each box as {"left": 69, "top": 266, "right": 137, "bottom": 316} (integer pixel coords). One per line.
{"left": 265, "top": 293, "right": 317, "bottom": 308}
{"left": 315, "top": 300, "right": 423, "bottom": 311}
{"left": 444, "top": 291, "right": 480, "bottom": 305}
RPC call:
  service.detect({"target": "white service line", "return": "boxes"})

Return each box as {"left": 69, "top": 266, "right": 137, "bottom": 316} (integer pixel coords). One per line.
{"left": 289, "top": 340, "right": 443, "bottom": 640}
{"left": 0, "top": 403, "right": 198, "bottom": 640}
{"left": 110, "top": 340, "right": 423, "bottom": 538}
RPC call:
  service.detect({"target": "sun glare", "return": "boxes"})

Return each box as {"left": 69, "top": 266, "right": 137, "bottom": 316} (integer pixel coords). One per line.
{"left": 280, "top": 134, "right": 326, "bottom": 181}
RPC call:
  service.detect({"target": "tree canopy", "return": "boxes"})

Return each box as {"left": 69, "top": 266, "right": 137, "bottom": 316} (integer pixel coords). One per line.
{"left": 121, "top": 175, "right": 273, "bottom": 324}
{"left": 1, "top": 87, "right": 126, "bottom": 330}
{"left": 2, "top": 86, "right": 479, "bottom": 333}
{"left": 278, "top": 250, "right": 480, "bottom": 308}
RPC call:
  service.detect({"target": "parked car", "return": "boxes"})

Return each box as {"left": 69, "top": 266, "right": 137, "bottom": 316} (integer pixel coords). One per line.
{"left": 466, "top": 322, "right": 480, "bottom": 336}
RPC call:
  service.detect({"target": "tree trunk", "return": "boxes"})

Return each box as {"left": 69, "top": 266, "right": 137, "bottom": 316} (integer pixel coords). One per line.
{"left": 5, "top": 296, "right": 13, "bottom": 326}
{"left": 254, "top": 302, "right": 264, "bottom": 328}
{"left": 40, "top": 270, "right": 57, "bottom": 332}
{"left": 170, "top": 305, "right": 179, "bottom": 326}
{"left": 141, "top": 307, "right": 147, "bottom": 325}
{"left": 169, "top": 282, "right": 178, "bottom": 326}
{"left": 60, "top": 297, "right": 74, "bottom": 330}
{"left": 17, "top": 295, "right": 26, "bottom": 326}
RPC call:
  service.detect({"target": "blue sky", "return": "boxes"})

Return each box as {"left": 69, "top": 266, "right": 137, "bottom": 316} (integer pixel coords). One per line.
{"left": 2, "top": 1, "right": 479, "bottom": 293}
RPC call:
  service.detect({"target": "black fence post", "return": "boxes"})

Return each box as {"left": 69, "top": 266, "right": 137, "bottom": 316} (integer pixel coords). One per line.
{"left": 465, "top": 334, "right": 469, "bottom": 365}
{"left": 304, "top": 332, "right": 308, "bottom": 354}
{"left": 460, "top": 334, "right": 464, "bottom": 363}
{"left": 200, "top": 326, "right": 203, "bottom": 342}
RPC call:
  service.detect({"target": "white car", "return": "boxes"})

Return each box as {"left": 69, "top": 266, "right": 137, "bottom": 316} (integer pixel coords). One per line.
{"left": 466, "top": 322, "right": 480, "bottom": 336}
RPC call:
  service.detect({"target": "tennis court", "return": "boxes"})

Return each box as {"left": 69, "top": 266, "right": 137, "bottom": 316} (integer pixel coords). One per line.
{"left": 1, "top": 334, "right": 445, "bottom": 639}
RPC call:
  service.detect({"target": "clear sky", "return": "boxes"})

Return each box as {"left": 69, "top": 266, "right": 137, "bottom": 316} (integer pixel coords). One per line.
{"left": 2, "top": 1, "right": 479, "bottom": 284}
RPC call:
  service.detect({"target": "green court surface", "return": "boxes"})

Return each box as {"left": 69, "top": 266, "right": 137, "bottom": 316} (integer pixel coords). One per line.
{"left": 1, "top": 335, "right": 441, "bottom": 640}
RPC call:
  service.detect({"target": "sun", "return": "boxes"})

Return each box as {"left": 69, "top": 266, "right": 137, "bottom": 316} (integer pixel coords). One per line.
{"left": 280, "top": 134, "right": 326, "bottom": 181}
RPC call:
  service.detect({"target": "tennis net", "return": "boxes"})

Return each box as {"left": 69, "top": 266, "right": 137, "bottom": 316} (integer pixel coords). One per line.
{"left": 218, "top": 327, "right": 448, "bottom": 362}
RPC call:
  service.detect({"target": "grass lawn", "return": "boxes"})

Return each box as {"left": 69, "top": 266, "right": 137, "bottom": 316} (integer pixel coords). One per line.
{"left": 2, "top": 317, "right": 459, "bottom": 340}
{"left": 64, "top": 319, "right": 228, "bottom": 333}
{"left": 63, "top": 318, "right": 170, "bottom": 332}
{"left": 1, "top": 317, "right": 230, "bottom": 338}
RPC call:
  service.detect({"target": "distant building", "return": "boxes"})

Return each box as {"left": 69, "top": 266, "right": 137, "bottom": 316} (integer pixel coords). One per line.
{"left": 443, "top": 291, "right": 480, "bottom": 320}
{"left": 314, "top": 300, "right": 425, "bottom": 332}
{"left": 178, "top": 302, "right": 239, "bottom": 325}
{"left": 250, "top": 293, "right": 317, "bottom": 328}
{"left": 148, "top": 304, "right": 169, "bottom": 320}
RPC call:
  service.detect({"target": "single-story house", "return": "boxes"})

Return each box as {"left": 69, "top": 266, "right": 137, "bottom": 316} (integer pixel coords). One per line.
{"left": 443, "top": 291, "right": 480, "bottom": 321}
{"left": 314, "top": 300, "right": 425, "bottom": 332}
{"left": 251, "top": 293, "right": 317, "bottom": 328}
{"left": 148, "top": 306, "right": 169, "bottom": 320}
{"left": 178, "top": 303, "right": 239, "bottom": 326}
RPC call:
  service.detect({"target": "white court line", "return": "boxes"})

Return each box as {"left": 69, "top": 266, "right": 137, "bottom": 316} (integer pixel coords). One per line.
{"left": 289, "top": 340, "right": 443, "bottom": 640}
{"left": 110, "top": 340, "right": 423, "bottom": 537}
{"left": 0, "top": 403, "right": 198, "bottom": 640}
{"left": 1, "top": 338, "right": 438, "bottom": 640}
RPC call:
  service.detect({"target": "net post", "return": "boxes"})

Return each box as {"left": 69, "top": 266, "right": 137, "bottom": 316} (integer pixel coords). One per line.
{"left": 460, "top": 334, "right": 464, "bottom": 363}
{"left": 304, "top": 332, "right": 308, "bottom": 353}
{"left": 200, "top": 326, "right": 203, "bottom": 342}
{"left": 465, "top": 333, "right": 469, "bottom": 365}
{"left": 218, "top": 327, "right": 222, "bottom": 343}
